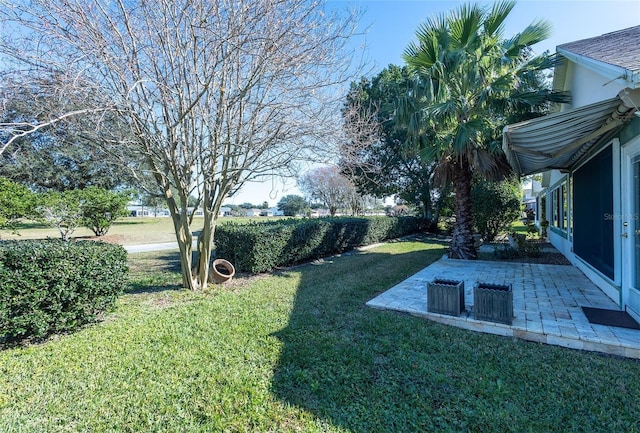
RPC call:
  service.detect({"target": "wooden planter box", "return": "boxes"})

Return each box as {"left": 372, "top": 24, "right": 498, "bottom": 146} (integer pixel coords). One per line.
{"left": 473, "top": 282, "right": 513, "bottom": 325}
{"left": 427, "top": 279, "right": 465, "bottom": 316}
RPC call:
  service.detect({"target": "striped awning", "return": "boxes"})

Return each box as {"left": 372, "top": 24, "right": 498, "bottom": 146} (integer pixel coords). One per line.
{"left": 502, "top": 88, "right": 640, "bottom": 176}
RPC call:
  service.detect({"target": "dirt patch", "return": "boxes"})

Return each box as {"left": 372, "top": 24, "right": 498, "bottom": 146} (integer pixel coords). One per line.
{"left": 215, "top": 272, "right": 271, "bottom": 291}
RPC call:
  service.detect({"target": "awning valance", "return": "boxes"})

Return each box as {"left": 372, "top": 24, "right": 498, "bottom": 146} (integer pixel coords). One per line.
{"left": 502, "top": 88, "right": 640, "bottom": 176}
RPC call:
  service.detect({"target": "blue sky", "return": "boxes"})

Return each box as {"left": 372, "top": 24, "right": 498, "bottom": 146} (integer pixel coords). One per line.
{"left": 337, "top": 0, "right": 640, "bottom": 70}
{"left": 228, "top": 0, "right": 640, "bottom": 207}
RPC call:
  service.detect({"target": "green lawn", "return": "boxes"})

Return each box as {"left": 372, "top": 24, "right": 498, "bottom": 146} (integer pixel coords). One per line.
{"left": 1, "top": 238, "right": 640, "bottom": 432}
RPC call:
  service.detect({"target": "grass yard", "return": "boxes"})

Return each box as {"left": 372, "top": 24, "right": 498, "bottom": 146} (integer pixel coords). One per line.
{"left": 1, "top": 238, "right": 640, "bottom": 432}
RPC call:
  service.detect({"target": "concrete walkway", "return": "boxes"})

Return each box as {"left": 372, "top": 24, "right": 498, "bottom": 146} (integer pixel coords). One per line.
{"left": 125, "top": 242, "right": 180, "bottom": 253}
{"left": 125, "top": 240, "right": 200, "bottom": 253}
{"left": 367, "top": 256, "right": 640, "bottom": 359}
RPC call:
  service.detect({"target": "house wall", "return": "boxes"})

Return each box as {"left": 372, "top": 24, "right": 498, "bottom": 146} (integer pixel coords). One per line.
{"left": 544, "top": 139, "right": 627, "bottom": 305}
{"left": 575, "top": 126, "right": 640, "bottom": 305}
{"left": 538, "top": 55, "right": 640, "bottom": 306}
{"left": 564, "top": 62, "right": 629, "bottom": 107}
{"left": 624, "top": 135, "right": 640, "bottom": 324}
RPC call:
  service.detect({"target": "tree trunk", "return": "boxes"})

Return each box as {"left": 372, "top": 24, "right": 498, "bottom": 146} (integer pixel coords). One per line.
{"left": 449, "top": 157, "right": 477, "bottom": 259}
{"left": 195, "top": 213, "right": 214, "bottom": 289}
{"left": 420, "top": 186, "right": 433, "bottom": 229}
{"left": 194, "top": 187, "right": 219, "bottom": 290}
{"left": 159, "top": 178, "right": 197, "bottom": 290}
{"left": 170, "top": 210, "right": 196, "bottom": 290}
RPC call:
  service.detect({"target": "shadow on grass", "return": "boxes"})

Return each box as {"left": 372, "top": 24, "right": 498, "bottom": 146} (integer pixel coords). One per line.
{"left": 270, "top": 240, "right": 455, "bottom": 431}
{"left": 126, "top": 250, "right": 184, "bottom": 294}
{"left": 126, "top": 281, "right": 183, "bottom": 295}
{"left": 112, "top": 219, "right": 151, "bottom": 226}
{"left": 10, "top": 221, "right": 51, "bottom": 230}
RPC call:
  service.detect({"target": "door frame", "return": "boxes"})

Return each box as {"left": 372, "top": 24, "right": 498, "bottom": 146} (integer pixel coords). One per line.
{"left": 621, "top": 135, "right": 640, "bottom": 318}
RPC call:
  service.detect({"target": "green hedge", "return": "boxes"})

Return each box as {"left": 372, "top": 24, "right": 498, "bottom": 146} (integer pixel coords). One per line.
{"left": 215, "top": 216, "right": 425, "bottom": 273}
{"left": 0, "top": 240, "right": 129, "bottom": 343}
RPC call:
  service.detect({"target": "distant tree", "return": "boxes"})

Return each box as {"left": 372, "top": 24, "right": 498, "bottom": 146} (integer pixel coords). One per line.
{"left": 260, "top": 201, "right": 269, "bottom": 210}
{"left": 0, "top": 137, "right": 135, "bottom": 192}
{"left": 298, "top": 166, "right": 356, "bottom": 217}
{"left": 277, "top": 195, "right": 308, "bottom": 216}
{"left": 343, "top": 184, "right": 369, "bottom": 216}
{"left": 80, "top": 187, "right": 132, "bottom": 236}
{"left": 0, "top": 177, "right": 36, "bottom": 233}
{"left": 0, "top": 84, "right": 140, "bottom": 191}
{"left": 187, "top": 195, "right": 199, "bottom": 209}
{"left": 36, "top": 190, "right": 83, "bottom": 241}
{"left": 239, "top": 203, "right": 255, "bottom": 210}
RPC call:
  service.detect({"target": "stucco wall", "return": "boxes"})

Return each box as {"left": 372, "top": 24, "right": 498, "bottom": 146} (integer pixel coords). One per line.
{"left": 562, "top": 62, "right": 628, "bottom": 108}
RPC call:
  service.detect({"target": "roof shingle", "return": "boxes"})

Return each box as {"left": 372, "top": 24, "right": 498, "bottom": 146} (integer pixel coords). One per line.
{"left": 557, "top": 25, "right": 640, "bottom": 72}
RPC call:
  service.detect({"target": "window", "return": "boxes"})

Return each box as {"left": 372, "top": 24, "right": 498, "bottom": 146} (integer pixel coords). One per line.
{"left": 550, "top": 181, "right": 567, "bottom": 230}
{"left": 562, "top": 183, "right": 568, "bottom": 230}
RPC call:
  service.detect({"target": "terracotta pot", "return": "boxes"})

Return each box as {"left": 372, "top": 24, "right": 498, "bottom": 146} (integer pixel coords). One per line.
{"left": 209, "top": 259, "right": 235, "bottom": 284}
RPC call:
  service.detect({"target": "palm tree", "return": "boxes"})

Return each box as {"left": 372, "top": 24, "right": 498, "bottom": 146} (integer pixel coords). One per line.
{"left": 402, "top": 1, "right": 567, "bottom": 259}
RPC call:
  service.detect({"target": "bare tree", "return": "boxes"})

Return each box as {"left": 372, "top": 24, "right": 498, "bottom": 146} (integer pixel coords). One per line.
{"left": 298, "top": 165, "right": 356, "bottom": 216}
{"left": 0, "top": 0, "right": 361, "bottom": 289}
{"left": 339, "top": 86, "right": 383, "bottom": 181}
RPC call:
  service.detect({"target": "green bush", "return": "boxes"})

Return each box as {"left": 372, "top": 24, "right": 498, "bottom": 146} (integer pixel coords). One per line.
{"left": 215, "top": 216, "right": 425, "bottom": 273}
{"left": 79, "top": 187, "right": 132, "bottom": 236}
{"left": 0, "top": 240, "right": 128, "bottom": 343}
{"left": 472, "top": 179, "right": 521, "bottom": 242}
{"left": 0, "top": 177, "right": 36, "bottom": 233}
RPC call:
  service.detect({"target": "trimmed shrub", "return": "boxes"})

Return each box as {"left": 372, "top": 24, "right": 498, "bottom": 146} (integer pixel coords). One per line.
{"left": 215, "top": 216, "right": 425, "bottom": 273}
{"left": 0, "top": 240, "right": 128, "bottom": 343}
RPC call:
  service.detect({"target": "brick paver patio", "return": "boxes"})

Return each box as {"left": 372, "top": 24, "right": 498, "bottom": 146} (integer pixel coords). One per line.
{"left": 367, "top": 256, "right": 640, "bottom": 359}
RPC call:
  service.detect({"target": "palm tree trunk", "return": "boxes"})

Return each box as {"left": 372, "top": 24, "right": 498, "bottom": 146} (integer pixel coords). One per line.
{"left": 449, "top": 157, "right": 477, "bottom": 259}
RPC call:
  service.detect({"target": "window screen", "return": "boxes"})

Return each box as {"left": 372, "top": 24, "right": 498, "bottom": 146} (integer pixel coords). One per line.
{"left": 572, "top": 146, "right": 614, "bottom": 279}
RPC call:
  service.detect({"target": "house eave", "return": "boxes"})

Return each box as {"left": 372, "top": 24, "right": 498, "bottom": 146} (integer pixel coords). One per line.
{"left": 557, "top": 48, "right": 640, "bottom": 89}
